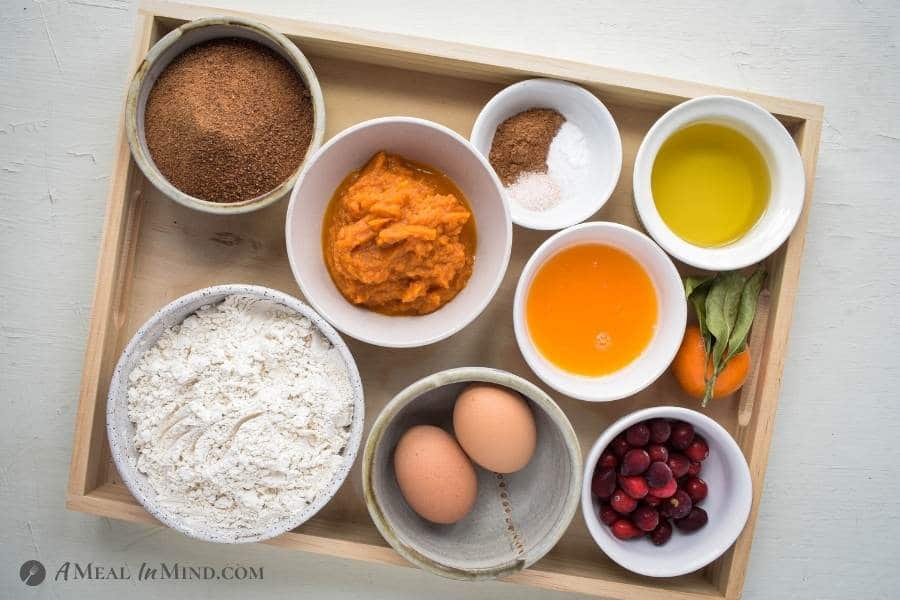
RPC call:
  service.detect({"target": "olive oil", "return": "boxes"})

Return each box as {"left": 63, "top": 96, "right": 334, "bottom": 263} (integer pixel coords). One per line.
{"left": 651, "top": 122, "right": 770, "bottom": 247}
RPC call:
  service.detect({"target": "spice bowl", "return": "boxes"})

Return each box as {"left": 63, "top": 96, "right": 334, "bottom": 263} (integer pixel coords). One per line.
{"left": 633, "top": 95, "right": 806, "bottom": 270}
{"left": 363, "top": 367, "right": 581, "bottom": 580}
{"left": 125, "top": 16, "right": 326, "bottom": 214}
{"left": 513, "top": 222, "right": 686, "bottom": 402}
{"left": 582, "top": 406, "right": 752, "bottom": 577}
{"left": 106, "top": 284, "right": 365, "bottom": 543}
{"left": 470, "top": 78, "right": 622, "bottom": 230}
{"left": 286, "top": 116, "right": 512, "bottom": 348}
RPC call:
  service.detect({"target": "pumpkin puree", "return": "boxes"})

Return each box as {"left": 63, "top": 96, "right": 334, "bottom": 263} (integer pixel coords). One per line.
{"left": 322, "top": 152, "right": 477, "bottom": 316}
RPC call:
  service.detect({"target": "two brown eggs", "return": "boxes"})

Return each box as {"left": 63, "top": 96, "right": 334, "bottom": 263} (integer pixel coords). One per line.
{"left": 393, "top": 384, "right": 537, "bottom": 524}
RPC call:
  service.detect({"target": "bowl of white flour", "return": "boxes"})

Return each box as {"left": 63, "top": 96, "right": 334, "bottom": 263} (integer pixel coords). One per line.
{"left": 106, "top": 284, "right": 364, "bottom": 543}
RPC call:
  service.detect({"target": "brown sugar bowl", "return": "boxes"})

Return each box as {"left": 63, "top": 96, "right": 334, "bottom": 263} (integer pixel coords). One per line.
{"left": 125, "top": 16, "right": 325, "bottom": 215}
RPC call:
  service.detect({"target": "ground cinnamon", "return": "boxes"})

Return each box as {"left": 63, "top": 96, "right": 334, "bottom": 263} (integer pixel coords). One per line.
{"left": 144, "top": 38, "right": 314, "bottom": 204}
{"left": 488, "top": 108, "right": 565, "bottom": 185}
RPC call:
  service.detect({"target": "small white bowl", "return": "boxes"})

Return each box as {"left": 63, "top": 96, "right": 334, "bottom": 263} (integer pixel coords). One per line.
{"left": 581, "top": 406, "right": 752, "bottom": 577}
{"left": 470, "top": 79, "right": 622, "bottom": 230}
{"left": 106, "top": 285, "right": 365, "bottom": 544}
{"left": 513, "top": 222, "right": 686, "bottom": 402}
{"left": 286, "top": 117, "right": 512, "bottom": 348}
{"left": 633, "top": 95, "right": 805, "bottom": 270}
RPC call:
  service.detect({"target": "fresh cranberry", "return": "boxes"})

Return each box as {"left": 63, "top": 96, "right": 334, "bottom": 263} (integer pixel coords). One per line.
{"left": 683, "top": 477, "right": 708, "bottom": 503}
{"left": 610, "top": 488, "right": 638, "bottom": 514}
{"left": 660, "top": 490, "right": 693, "bottom": 519}
{"left": 674, "top": 507, "right": 708, "bottom": 532}
{"left": 644, "top": 495, "right": 662, "bottom": 508}
{"left": 619, "top": 475, "right": 649, "bottom": 499}
{"left": 620, "top": 449, "right": 651, "bottom": 476}
{"left": 598, "top": 450, "right": 618, "bottom": 469}
{"left": 646, "top": 461, "right": 673, "bottom": 488}
{"left": 625, "top": 423, "right": 650, "bottom": 447}
{"left": 632, "top": 505, "right": 660, "bottom": 532}
{"left": 649, "top": 519, "right": 673, "bottom": 545}
{"left": 611, "top": 519, "right": 643, "bottom": 540}
{"left": 667, "top": 453, "right": 691, "bottom": 479}
{"left": 648, "top": 419, "right": 671, "bottom": 444}
{"left": 687, "top": 460, "right": 702, "bottom": 477}
{"left": 647, "top": 444, "right": 669, "bottom": 463}
{"left": 610, "top": 434, "right": 630, "bottom": 458}
{"left": 669, "top": 421, "right": 695, "bottom": 450}
{"left": 684, "top": 435, "right": 710, "bottom": 462}
{"left": 648, "top": 477, "right": 678, "bottom": 499}
{"left": 598, "top": 503, "right": 619, "bottom": 526}
{"left": 591, "top": 467, "right": 617, "bottom": 499}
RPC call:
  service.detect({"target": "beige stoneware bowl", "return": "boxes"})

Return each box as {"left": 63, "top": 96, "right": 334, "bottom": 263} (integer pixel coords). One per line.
{"left": 124, "top": 16, "right": 326, "bottom": 214}
{"left": 362, "top": 367, "right": 582, "bottom": 580}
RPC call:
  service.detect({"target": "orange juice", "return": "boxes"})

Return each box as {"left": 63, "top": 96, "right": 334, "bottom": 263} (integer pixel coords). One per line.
{"left": 526, "top": 244, "right": 658, "bottom": 376}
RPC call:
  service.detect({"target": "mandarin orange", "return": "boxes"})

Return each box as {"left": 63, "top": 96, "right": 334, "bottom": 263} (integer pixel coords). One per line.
{"left": 673, "top": 325, "right": 750, "bottom": 400}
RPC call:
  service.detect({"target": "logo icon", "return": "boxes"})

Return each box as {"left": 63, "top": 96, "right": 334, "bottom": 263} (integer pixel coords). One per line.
{"left": 20, "top": 560, "right": 46, "bottom": 586}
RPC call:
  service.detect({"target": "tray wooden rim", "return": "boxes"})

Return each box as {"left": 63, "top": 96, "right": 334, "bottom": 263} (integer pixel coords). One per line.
{"left": 67, "top": 3, "right": 824, "bottom": 599}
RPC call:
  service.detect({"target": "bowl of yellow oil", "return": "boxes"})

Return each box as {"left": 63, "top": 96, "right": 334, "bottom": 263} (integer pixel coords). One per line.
{"left": 633, "top": 96, "right": 805, "bottom": 270}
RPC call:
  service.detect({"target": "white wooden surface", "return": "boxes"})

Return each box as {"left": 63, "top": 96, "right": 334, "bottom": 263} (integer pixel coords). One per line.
{"left": 1, "top": 1, "right": 898, "bottom": 598}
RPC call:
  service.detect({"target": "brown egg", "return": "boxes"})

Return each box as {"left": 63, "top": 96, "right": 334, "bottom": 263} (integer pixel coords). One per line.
{"left": 453, "top": 384, "right": 537, "bottom": 473}
{"left": 393, "top": 425, "right": 478, "bottom": 524}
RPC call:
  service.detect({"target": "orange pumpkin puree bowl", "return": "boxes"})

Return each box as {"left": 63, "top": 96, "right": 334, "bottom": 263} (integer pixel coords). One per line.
{"left": 513, "top": 222, "right": 686, "bottom": 402}
{"left": 286, "top": 117, "right": 512, "bottom": 348}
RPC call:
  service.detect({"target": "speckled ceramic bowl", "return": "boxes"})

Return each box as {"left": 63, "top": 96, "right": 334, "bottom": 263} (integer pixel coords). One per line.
{"left": 106, "top": 284, "right": 364, "bottom": 543}
{"left": 125, "top": 17, "right": 326, "bottom": 214}
{"left": 363, "top": 367, "right": 581, "bottom": 580}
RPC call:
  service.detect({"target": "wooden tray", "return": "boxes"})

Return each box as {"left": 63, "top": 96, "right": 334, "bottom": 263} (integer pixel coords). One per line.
{"left": 67, "top": 2, "right": 823, "bottom": 598}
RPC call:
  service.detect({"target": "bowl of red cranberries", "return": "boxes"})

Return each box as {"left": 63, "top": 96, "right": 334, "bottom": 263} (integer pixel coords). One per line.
{"left": 581, "top": 406, "right": 752, "bottom": 577}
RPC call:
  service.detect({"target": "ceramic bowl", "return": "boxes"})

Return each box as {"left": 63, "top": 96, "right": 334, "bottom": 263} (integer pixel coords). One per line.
{"left": 633, "top": 95, "right": 805, "bottom": 270}
{"left": 106, "top": 285, "right": 365, "bottom": 543}
{"left": 286, "top": 116, "right": 512, "bottom": 348}
{"left": 582, "top": 406, "right": 752, "bottom": 577}
{"left": 470, "top": 78, "right": 622, "bottom": 230}
{"left": 513, "top": 222, "right": 686, "bottom": 402}
{"left": 363, "top": 367, "right": 581, "bottom": 580}
{"left": 125, "top": 16, "right": 326, "bottom": 214}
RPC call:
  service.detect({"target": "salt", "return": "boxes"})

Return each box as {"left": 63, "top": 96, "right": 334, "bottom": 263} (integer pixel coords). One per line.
{"left": 506, "top": 171, "right": 562, "bottom": 212}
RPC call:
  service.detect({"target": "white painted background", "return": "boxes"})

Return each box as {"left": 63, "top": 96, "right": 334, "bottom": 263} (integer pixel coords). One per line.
{"left": 1, "top": 0, "right": 898, "bottom": 598}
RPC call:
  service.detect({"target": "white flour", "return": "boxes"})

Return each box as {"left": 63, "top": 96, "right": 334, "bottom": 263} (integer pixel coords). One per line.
{"left": 126, "top": 294, "right": 354, "bottom": 536}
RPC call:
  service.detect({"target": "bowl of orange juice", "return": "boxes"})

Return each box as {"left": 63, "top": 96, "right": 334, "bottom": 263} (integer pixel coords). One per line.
{"left": 513, "top": 222, "right": 686, "bottom": 402}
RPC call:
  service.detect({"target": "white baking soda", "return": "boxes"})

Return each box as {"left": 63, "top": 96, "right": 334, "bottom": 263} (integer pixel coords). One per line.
{"left": 547, "top": 121, "right": 590, "bottom": 201}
